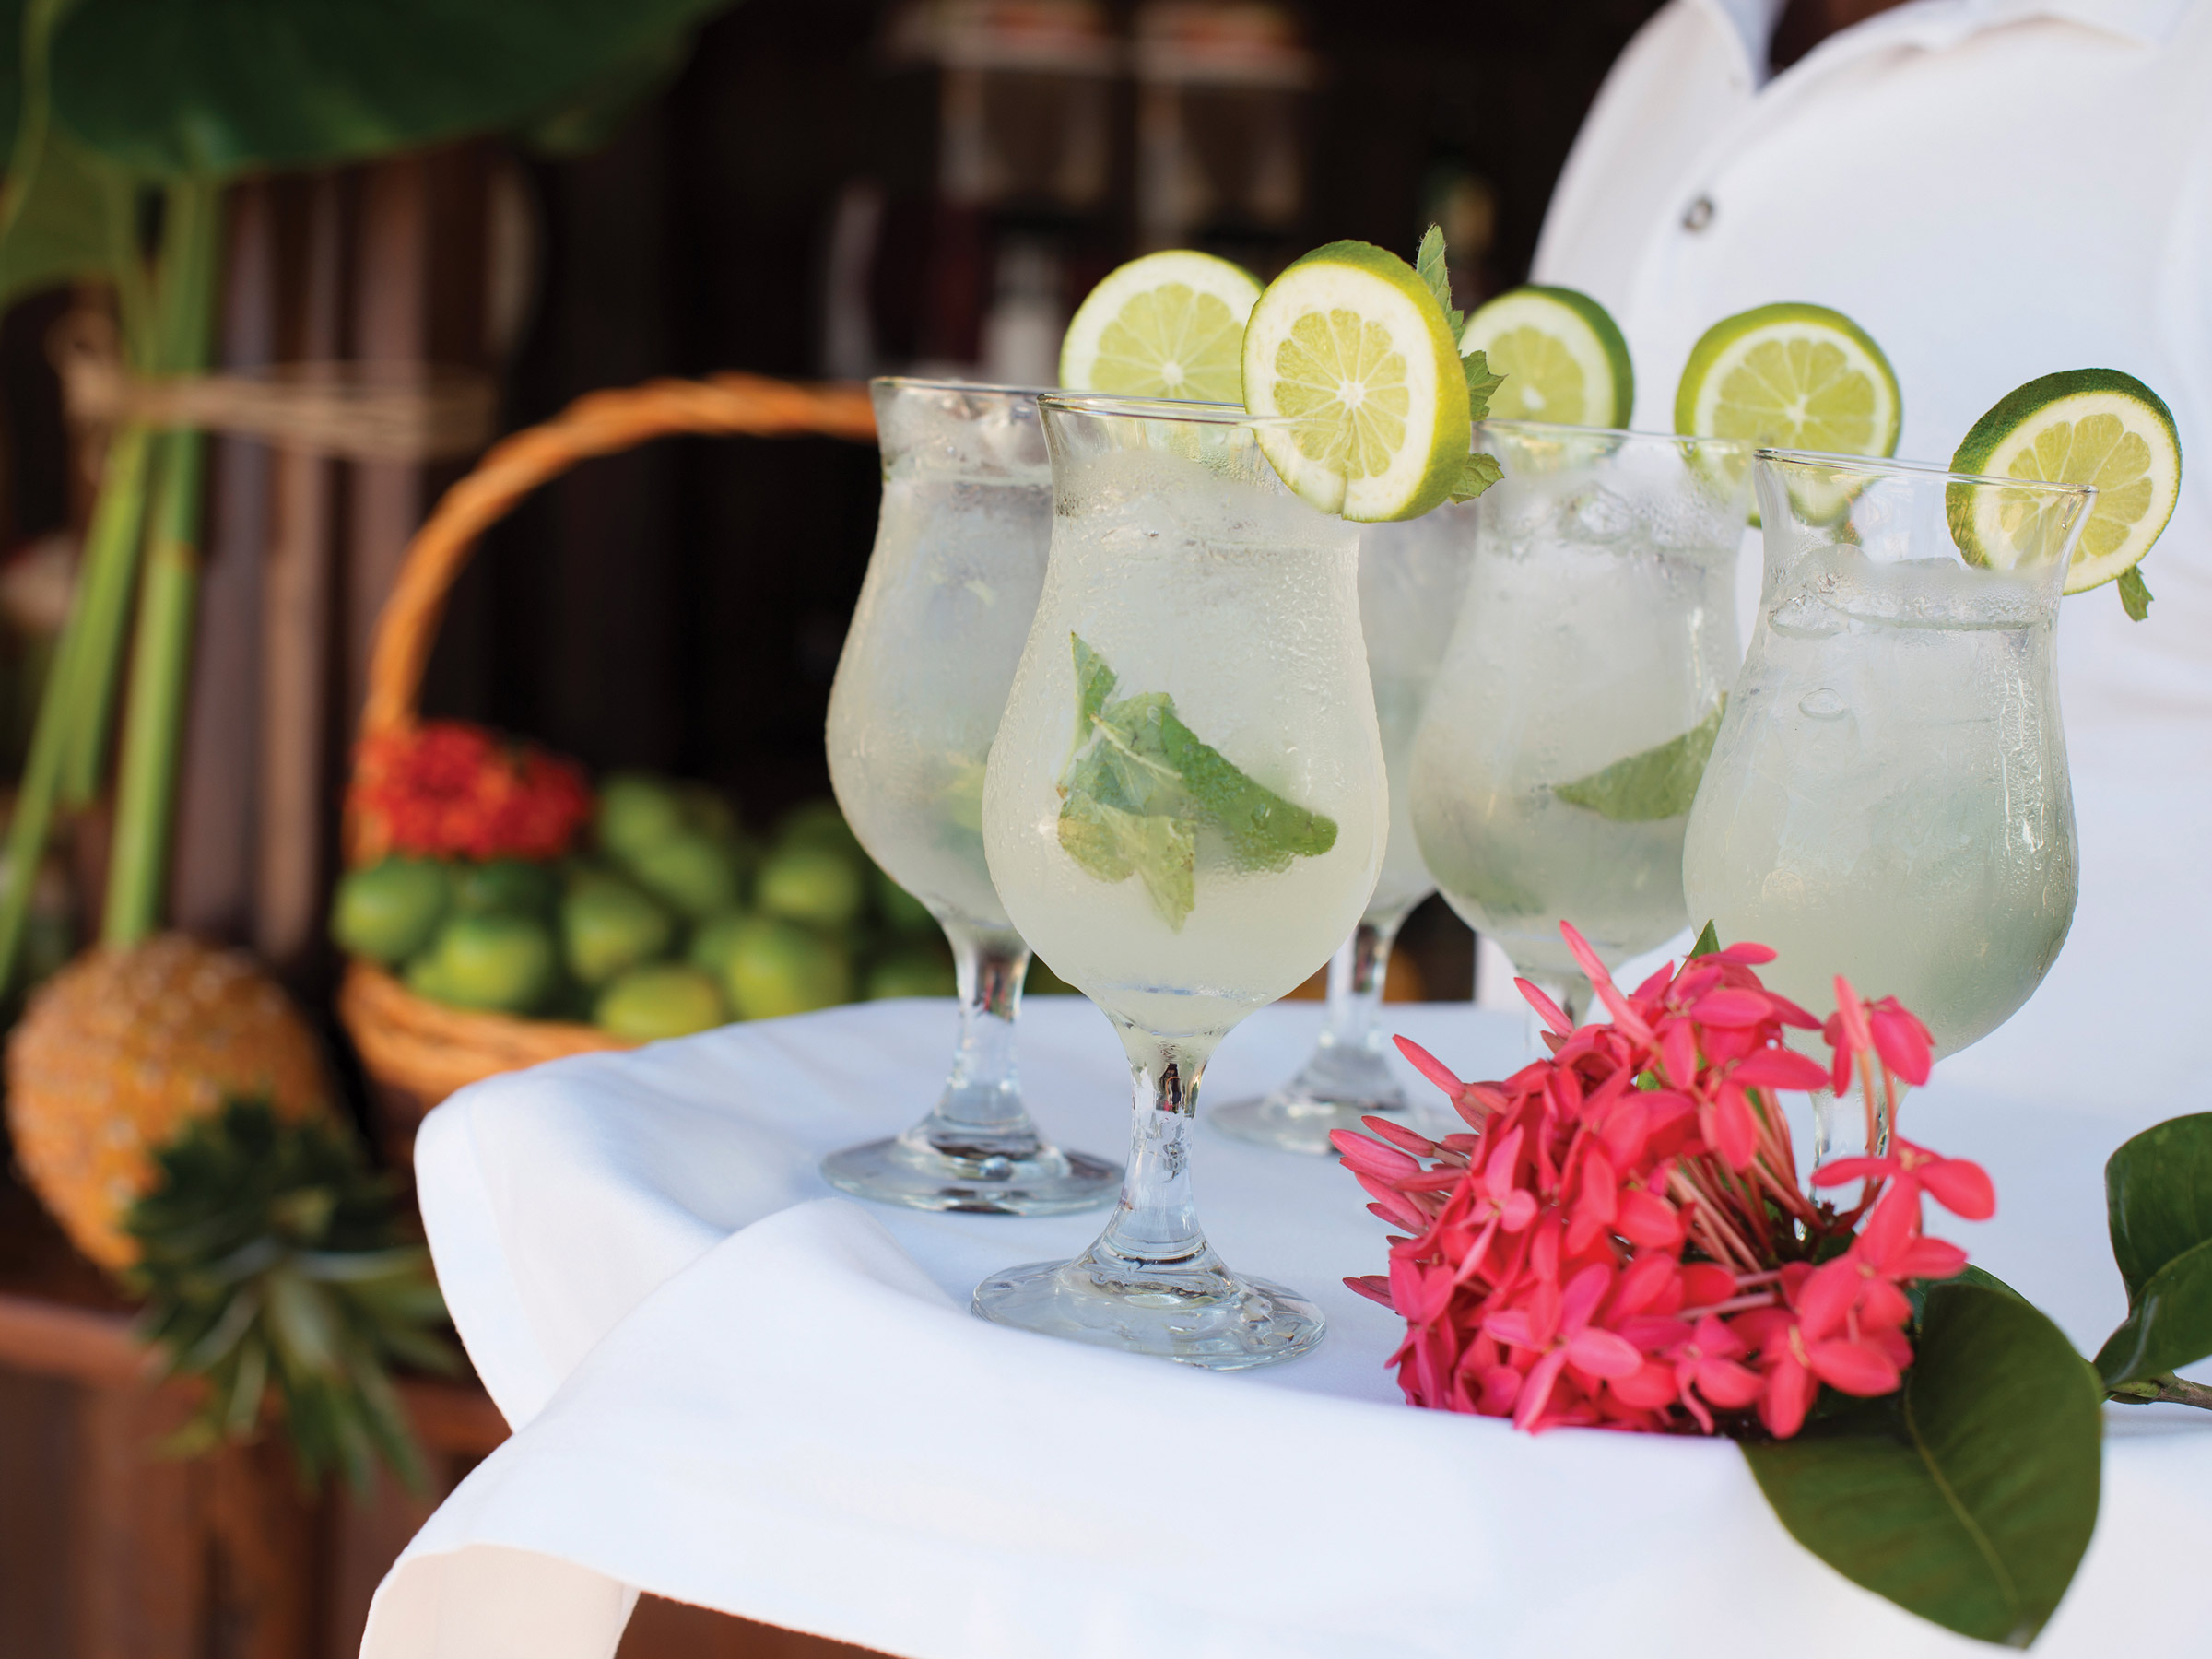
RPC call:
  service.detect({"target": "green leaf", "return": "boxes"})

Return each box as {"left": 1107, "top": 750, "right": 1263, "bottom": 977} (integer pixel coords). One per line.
{"left": 1689, "top": 919, "right": 1722, "bottom": 959}
{"left": 47, "top": 0, "right": 731, "bottom": 178}
{"left": 1554, "top": 697, "right": 1725, "bottom": 822}
{"left": 2103, "top": 1113, "right": 2212, "bottom": 1300}
{"left": 1447, "top": 449, "right": 1502, "bottom": 504}
{"left": 1413, "top": 223, "right": 1460, "bottom": 338}
{"left": 1745, "top": 1282, "right": 2102, "bottom": 1648}
{"left": 2096, "top": 1238, "right": 2212, "bottom": 1386}
{"left": 1058, "top": 793, "right": 1194, "bottom": 929}
{"left": 0, "top": 119, "right": 128, "bottom": 308}
{"left": 1057, "top": 636, "right": 1336, "bottom": 928}
{"left": 2118, "top": 563, "right": 2152, "bottom": 621}
{"left": 518, "top": 27, "right": 695, "bottom": 157}
{"left": 1462, "top": 348, "right": 1505, "bottom": 419}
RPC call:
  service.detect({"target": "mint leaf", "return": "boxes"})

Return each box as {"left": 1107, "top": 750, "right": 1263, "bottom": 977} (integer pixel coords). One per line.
{"left": 1463, "top": 347, "right": 1504, "bottom": 418}
{"left": 1688, "top": 919, "right": 1721, "bottom": 959}
{"left": 1448, "top": 450, "right": 1502, "bottom": 503}
{"left": 1057, "top": 636, "right": 1338, "bottom": 927}
{"left": 2092, "top": 1112, "right": 2212, "bottom": 1384}
{"left": 2119, "top": 563, "right": 2153, "bottom": 621}
{"left": 1554, "top": 697, "right": 1724, "bottom": 822}
{"left": 1414, "top": 223, "right": 1461, "bottom": 339}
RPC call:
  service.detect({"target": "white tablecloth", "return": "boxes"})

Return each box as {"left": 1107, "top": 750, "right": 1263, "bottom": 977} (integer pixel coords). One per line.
{"left": 362, "top": 991, "right": 2212, "bottom": 1659}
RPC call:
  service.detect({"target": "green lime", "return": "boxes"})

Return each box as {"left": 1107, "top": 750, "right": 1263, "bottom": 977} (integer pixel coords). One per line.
{"left": 722, "top": 917, "right": 852, "bottom": 1019}
{"left": 864, "top": 945, "right": 957, "bottom": 1000}
{"left": 1241, "top": 240, "right": 1471, "bottom": 522}
{"left": 1058, "top": 250, "right": 1263, "bottom": 403}
{"left": 775, "top": 798, "right": 862, "bottom": 859}
{"left": 560, "top": 876, "right": 676, "bottom": 986}
{"left": 755, "top": 843, "right": 865, "bottom": 930}
{"left": 629, "top": 831, "right": 740, "bottom": 919}
{"left": 1459, "top": 286, "right": 1633, "bottom": 428}
{"left": 687, "top": 909, "right": 749, "bottom": 976}
{"left": 594, "top": 963, "right": 726, "bottom": 1040}
{"left": 417, "top": 913, "right": 557, "bottom": 1014}
{"left": 332, "top": 859, "right": 450, "bottom": 965}
{"left": 1950, "top": 368, "right": 2182, "bottom": 594}
{"left": 451, "top": 857, "right": 559, "bottom": 918}
{"left": 1674, "top": 301, "right": 1900, "bottom": 458}
{"left": 872, "top": 866, "right": 936, "bottom": 935}
{"left": 596, "top": 773, "right": 688, "bottom": 865}
{"left": 678, "top": 783, "right": 741, "bottom": 844}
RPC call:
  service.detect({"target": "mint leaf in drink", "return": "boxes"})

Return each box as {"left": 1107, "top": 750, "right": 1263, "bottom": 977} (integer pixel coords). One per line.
{"left": 1414, "top": 223, "right": 1462, "bottom": 339}
{"left": 1448, "top": 449, "right": 1502, "bottom": 503}
{"left": 1554, "top": 697, "right": 1725, "bottom": 822}
{"left": 1463, "top": 347, "right": 1504, "bottom": 419}
{"left": 2119, "top": 563, "right": 2153, "bottom": 621}
{"left": 1059, "top": 793, "right": 1195, "bottom": 927}
{"left": 1056, "top": 636, "right": 1338, "bottom": 927}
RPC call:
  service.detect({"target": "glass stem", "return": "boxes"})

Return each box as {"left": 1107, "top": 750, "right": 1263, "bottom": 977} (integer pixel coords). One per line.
{"left": 917, "top": 925, "right": 1040, "bottom": 1159}
{"left": 1091, "top": 1033, "right": 1215, "bottom": 1275}
{"left": 1318, "top": 914, "right": 1402, "bottom": 1056}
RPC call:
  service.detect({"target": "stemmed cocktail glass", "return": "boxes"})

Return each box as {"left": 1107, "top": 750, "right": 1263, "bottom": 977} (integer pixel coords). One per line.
{"left": 974, "top": 394, "right": 1385, "bottom": 1368}
{"left": 1683, "top": 450, "right": 2091, "bottom": 1157}
{"left": 822, "top": 379, "right": 1116, "bottom": 1215}
{"left": 1211, "top": 505, "right": 1467, "bottom": 1152}
{"left": 1409, "top": 420, "right": 1751, "bottom": 1029}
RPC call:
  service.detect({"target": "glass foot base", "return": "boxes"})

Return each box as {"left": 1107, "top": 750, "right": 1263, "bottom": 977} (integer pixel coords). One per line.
{"left": 1209, "top": 1092, "right": 1422, "bottom": 1155}
{"left": 821, "top": 1131, "right": 1118, "bottom": 1217}
{"left": 971, "top": 1253, "right": 1325, "bottom": 1369}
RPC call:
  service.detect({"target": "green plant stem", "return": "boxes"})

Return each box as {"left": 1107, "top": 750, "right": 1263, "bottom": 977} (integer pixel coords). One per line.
{"left": 2106, "top": 1374, "right": 2212, "bottom": 1410}
{"left": 101, "top": 178, "right": 218, "bottom": 947}
{"left": 58, "top": 424, "right": 153, "bottom": 805}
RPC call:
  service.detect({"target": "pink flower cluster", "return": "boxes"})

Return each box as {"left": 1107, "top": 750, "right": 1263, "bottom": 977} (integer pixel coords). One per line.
{"left": 1336, "top": 923, "right": 1994, "bottom": 1439}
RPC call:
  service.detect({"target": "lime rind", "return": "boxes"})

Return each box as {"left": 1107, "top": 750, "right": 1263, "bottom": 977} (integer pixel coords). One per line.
{"left": 1241, "top": 241, "right": 1469, "bottom": 523}
{"left": 1058, "top": 250, "right": 1263, "bottom": 403}
{"left": 1949, "top": 368, "right": 2182, "bottom": 594}
{"left": 1460, "top": 285, "right": 1633, "bottom": 428}
{"left": 1675, "top": 300, "right": 1902, "bottom": 458}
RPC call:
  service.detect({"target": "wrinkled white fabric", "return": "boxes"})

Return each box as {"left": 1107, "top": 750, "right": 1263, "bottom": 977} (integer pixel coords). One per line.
{"left": 364, "top": 995, "right": 2211, "bottom": 1659}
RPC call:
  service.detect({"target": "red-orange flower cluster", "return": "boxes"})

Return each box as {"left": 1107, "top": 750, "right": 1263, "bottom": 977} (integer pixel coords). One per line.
{"left": 1338, "top": 923, "right": 1993, "bottom": 1438}
{"left": 350, "top": 721, "right": 592, "bottom": 863}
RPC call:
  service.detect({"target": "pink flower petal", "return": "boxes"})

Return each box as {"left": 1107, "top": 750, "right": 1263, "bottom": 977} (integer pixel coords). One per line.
{"left": 1514, "top": 979, "right": 1574, "bottom": 1037}
{"left": 1690, "top": 988, "right": 1774, "bottom": 1028}
{"left": 1343, "top": 1274, "right": 1396, "bottom": 1309}
{"left": 1392, "top": 1035, "right": 1465, "bottom": 1095}
{"left": 1795, "top": 1259, "right": 1860, "bottom": 1341}
{"left": 1566, "top": 1326, "right": 1644, "bottom": 1380}
{"left": 1692, "top": 1357, "right": 1764, "bottom": 1409}
{"left": 1832, "top": 975, "right": 1873, "bottom": 1053}
{"left": 1918, "top": 1159, "right": 1996, "bottom": 1220}
{"left": 1868, "top": 1004, "right": 1933, "bottom": 1085}
{"left": 1731, "top": 1049, "right": 1830, "bottom": 1090}
{"left": 1808, "top": 1337, "right": 1900, "bottom": 1397}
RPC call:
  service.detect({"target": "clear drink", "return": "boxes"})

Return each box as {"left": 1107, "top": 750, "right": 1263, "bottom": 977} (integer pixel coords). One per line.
{"left": 976, "top": 394, "right": 1384, "bottom": 1368}
{"left": 1410, "top": 422, "right": 1751, "bottom": 1017}
{"left": 1211, "top": 503, "right": 1468, "bottom": 1152}
{"left": 821, "top": 379, "right": 1116, "bottom": 1215}
{"left": 1683, "top": 452, "right": 2090, "bottom": 1061}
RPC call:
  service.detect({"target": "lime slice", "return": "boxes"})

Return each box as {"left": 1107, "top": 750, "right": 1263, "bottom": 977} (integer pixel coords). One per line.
{"left": 1950, "top": 368, "right": 2181, "bottom": 594}
{"left": 1058, "top": 250, "right": 1262, "bottom": 403}
{"left": 1240, "top": 240, "right": 1469, "bottom": 522}
{"left": 1460, "top": 285, "right": 1633, "bottom": 427}
{"left": 1675, "top": 301, "right": 1900, "bottom": 457}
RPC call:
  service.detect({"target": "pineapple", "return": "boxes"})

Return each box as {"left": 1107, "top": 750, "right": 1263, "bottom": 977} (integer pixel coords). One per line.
{"left": 6, "top": 934, "right": 330, "bottom": 1269}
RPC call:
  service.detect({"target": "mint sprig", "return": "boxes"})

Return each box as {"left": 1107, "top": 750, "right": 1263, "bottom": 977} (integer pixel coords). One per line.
{"left": 1415, "top": 223, "right": 1502, "bottom": 504}
{"left": 1553, "top": 697, "right": 1725, "bottom": 822}
{"left": 1056, "top": 635, "right": 1337, "bottom": 928}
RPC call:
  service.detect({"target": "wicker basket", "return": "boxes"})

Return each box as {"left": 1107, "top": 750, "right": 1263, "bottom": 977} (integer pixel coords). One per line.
{"left": 335, "top": 372, "right": 877, "bottom": 1131}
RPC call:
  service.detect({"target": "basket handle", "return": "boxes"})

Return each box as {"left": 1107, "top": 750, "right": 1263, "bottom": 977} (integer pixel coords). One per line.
{"left": 357, "top": 371, "right": 877, "bottom": 743}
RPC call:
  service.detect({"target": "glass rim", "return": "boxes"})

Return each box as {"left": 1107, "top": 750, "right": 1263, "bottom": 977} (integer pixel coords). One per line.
{"left": 1757, "top": 445, "right": 2098, "bottom": 503}
{"left": 1477, "top": 417, "right": 1755, "bottom": 456}
{"left": 870, "top": 374, "right": 1053, "bottom": 400}
{"left": 1035, "top": 391, "right": 1294, "bottom": 429}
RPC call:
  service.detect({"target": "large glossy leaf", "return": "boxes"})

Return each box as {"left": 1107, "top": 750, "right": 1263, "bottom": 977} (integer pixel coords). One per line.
{"left": 2094, "top": 1113, "right": 2212, "bottom": 1387}
{"left": 2095, "top": 1237, "right": 2212, "bottom": 1386}
{"left": 2104, "top": 1112, "right": 2212, "bottom": 1300}
{"left": 0, "top": 124, "right": 126, "bottom": 308}
{"left": 1746, "top": 1283, "right": 2101, "bottom": 1647}
{"left": 49, "top": 0, "right": 734, "bottom": 178}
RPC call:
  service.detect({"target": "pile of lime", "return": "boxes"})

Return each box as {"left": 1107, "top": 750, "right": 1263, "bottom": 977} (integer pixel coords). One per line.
{"left": 331, "top": 778, "right": 960, "bottom": 1041}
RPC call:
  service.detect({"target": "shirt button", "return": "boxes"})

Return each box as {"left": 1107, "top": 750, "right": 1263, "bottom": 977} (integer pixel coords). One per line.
{"left": 1682, "top": 195, "right": 1715, "bottom": 232}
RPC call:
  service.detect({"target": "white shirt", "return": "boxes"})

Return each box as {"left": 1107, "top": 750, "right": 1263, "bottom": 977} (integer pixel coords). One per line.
{"left": 1531, "top": 0, "right": 2212, "bottom": 1104}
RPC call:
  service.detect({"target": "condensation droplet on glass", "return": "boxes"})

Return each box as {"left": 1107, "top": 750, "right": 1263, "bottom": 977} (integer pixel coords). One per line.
{"left": 1798, "top": 688, "right": 1848, "bottom": 721}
